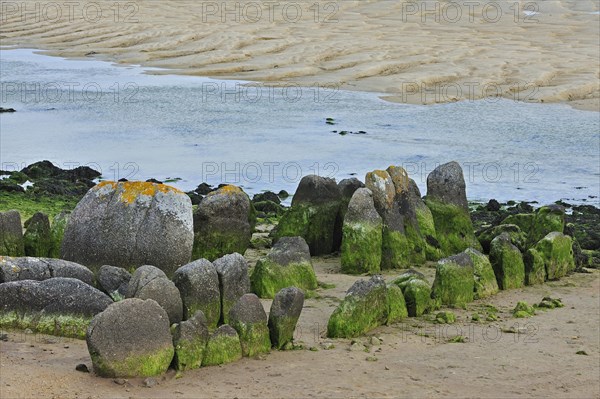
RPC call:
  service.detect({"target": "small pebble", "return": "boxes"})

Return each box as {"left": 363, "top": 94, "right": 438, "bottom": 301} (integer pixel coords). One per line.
{"left": 143, "top": 377, "right": 158, "bottom": 388}
{"left": 75, "top": 364, "right": 89, "bottom": 373}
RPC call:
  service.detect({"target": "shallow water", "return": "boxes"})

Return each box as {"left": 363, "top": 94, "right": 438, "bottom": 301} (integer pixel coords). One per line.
{"left": 0, "top": 48, "right": 598, "bottom": 205}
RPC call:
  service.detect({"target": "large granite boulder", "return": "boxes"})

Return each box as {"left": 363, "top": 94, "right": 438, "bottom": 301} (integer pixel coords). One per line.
{"left": 273, "top": 175, "right": 342, "bottom": 255}
{"left": 172, "top": 310, "right": 210, "bottom": 371}
{"left": 431, "top": 253, "right": 474, "bottom": 308}
{"left": 341, "top": 188, "right": 383, "bottom": 274}
{"left": 61, "top": 181, "right": 193, "bottom": 275}
{"left": 251, "top": 237, "right": 317, "bottom": 298}
{"left": 229, "top": 294, "right": 271, "bottom": 357}
{"left": 327, "top": 275, "right": 388, "bottom": 338}
{"left": 86, "top": 298, "right": 174, "bottom": 377}
{"left": 0, "top": 277, "right": 112, "bottom": 338}
{"left": 23, "top": 212, "right": 52, "bottom": 257}
{"left": 173, "top": 258, "right": 221, "bottom": 328}
{"left": 424, "top": 162, "right": 480, "bottom": 256}
{"left": 0, "top": 256, "right": 94, "bottom": 285}
{"left": 192, "top": 185, "right": 253, "bottom": 261}
{"left": 490, "top": 233, "right": 525, "bottom": 290}
{"left": 0, "top": 210, "right": 24, "bottom": 256}
{"left": 126, "top": 265, "right": 183, "bottom": 325}
{"left": 213, "top": 253, "right": 251, "bottom": 325}
{"left": 202, "top": 324, "right": 243, "bottom": 367}
{"left": 268, "top": 287, "right": 304, "bottom": 349}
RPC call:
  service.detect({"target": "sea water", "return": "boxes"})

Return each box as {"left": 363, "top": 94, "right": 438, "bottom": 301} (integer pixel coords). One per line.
{"left": 1, "top": 48, "right": 598, "bottom": 205}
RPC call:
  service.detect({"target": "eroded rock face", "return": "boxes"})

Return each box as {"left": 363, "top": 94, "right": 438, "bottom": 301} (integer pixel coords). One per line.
{"left": 61, "top": 181, "right": 193, "bottom": 276}
{"left": 86, "top": 298, "right": 174, "bottom": 378}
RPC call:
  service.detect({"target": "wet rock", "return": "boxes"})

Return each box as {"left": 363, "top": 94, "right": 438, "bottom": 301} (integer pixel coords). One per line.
{"left": 341, "top": 188, "right": 383, "bottom": 274}
{"left": 272, "top": 175, "right": 342, "bottom": 255}
{"left": 490, "top": 233, "right": 525, "bottom": 290}
{"left": 195, "top": 183, "right": 213, "bottom": 195}
{"left": 172, "top": 259, "right": 221, "bottom": 328}
{"left": 0, "top": 210, "right": 24, "bottom": 257}
{"left": 435, "top": 311, "right": 456, "bottom": 324}
{"left": 192, "top": 185, "right": 253, "bottom": 261}
{"left": 512, "top": 301, "right": 535, "bottom": 318}
{"left": 486, "top": 199, "right": 501, "bottom": 212}
{"left": 86, "top": 298, "right": 174, "bottom": 377}
{"left": 213, "top": 253, "right": 251, "bottom": 325}
{"left": 251, "top": 237, "right": 317, "bottom": 298}
{"left": 0, "top": 256, "right": 94, "bottom": 285}
{"left": 171, "top": 311, "right": 209, "bottom": 371}
{"left": 23, "top": 212, "right": 52, "bottom": 257}
{"left": 268, "top": 287, "right": 304, "bottom": 349}
{"left": 253, "top": 191, "right": 280, "bottom": 204}
{"left": 229, "top": 294, "right": 270, "bottom": 357}
{"left": 327, "top": 275, "right": 388, "bottom": 338}
{"left": 97, "top": 265, "right": 131, "bottom": 300}
{"left": 61, "top": 181, "right": 193, "bottom": 275}
{"left": 202, "top": 325, "right": 243, "bottom": 367}
{"left": 126, "top": 265, "right": 183, "bottom": 325}
{"left": 432, "top": 252, "right": 474, "bottom": 308}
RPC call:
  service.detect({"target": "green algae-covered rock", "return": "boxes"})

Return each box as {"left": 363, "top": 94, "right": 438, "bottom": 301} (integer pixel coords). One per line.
{"left": 512, "top": 301, "right": 535, "bottom": 318}
{"left": 268, "top": 287, "right": 304, "bottom": 349}
{"left": 390, "top": 269, "right": 427, "bottom": 291}
{"left": 464, "top": 248, "right": 499, "bottom": 299}
{"left": 411, "top": 182, "right": 441, "bottom": 261}
{"left": 229, "top": 294, "right": 271, "bottom": 357}
{"left": 528, "top": 205, "right": 565, "bottom": 247}
{"left": 402, "top": 278, "right": 432, "bottom": 317}
{"left": 202, "top": 324, "right": 243, "bottom": 367}
{"left": 49, "top": 211, "right": 69, "bottom": 258}
{"left": 172, "top": 259, "right": 221, "bottom": 328}
{"left": 489, "top": 233, "right": 525, "bottom": 290}
{"left": 386, "top": 284, "right": 408, "bottom": 324}
{"left": 435, "top": 311, "right": 456, "bottom": 324}
{"left": 431, "top": 253, "right": 474, "bottom": 308}
{"left": 86, "top": 298, "right": 174, "bottom": 378}
{"left": 341, "top": 188, "right": 383, "bottom": 274}
{"left": 193, "top": 185, "right": 253, "bottom": 261}
{"left": 327, "top": 275, "right": 388, "bottom": 338}
{"left": 251, "top": 237, "right": 317, "bottom": 298}
{"left": 171, "top": 311, "right": 209, "bottom": 371}
{"left": 477, "top": 224, "right": 526, "bottom": 254}
{"left": 501, "top": 214, "right": 535, "bottom": 238}
{"left": 273, "top": 175, "right": 342, "bottom": 255}
{"left": 214, "top": 253, "right": 251, "bottom": 325}
{"left": 23, "top": 212, "right": 52, "bottom": 257}
{"left": 534, "top": 232, "right": 575, "bottom": 280}
{"left": 0, "top": 210, "right": 24, "bottom": 257}
{"left": 523, "top": 248, "right": 546, "bottom": 285}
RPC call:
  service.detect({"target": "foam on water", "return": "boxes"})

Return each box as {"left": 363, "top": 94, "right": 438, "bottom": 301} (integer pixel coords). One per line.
{"left": 1, "top": 49, "right": 598, "bottom": 205}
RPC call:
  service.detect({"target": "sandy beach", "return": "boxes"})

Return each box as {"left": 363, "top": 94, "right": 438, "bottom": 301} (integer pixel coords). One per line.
{"left": 1, "top": 0, "right": 598, "bottom": 110}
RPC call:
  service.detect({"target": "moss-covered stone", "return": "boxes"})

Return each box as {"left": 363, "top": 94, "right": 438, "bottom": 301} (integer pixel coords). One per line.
{"left": 477, "top": 224, "right": 526, "bottom": 253}
{"left": 403, "top": 278, "right": 433, "bottom": 317}
{"left": 527, "top": 205, "right": 565, "bottom": 248}
{"left": 91, "top": 346, "right": 174, "bottom": 378}
{"left": 425, "top": 199, "right": 480, "bottom": 257}
{"left": 534, "top": 232, "right": 574, "bottom": 280}
{"left": 431, "top": 253, "right": 474, "bottom": 308}
{"left": 202, "top": 325, "right": 243, "bottom": 366}
{"left": 193, "top": 229, "right": 250, "bottom": 262}
{"left": 327, "top": 276, "right": 388, "bottom": 338}
{"left": 386, "top": 284, "right": 408, "bottom": 324}
{"left": 538, "top": 297, "right": 564, "bottom": 309}
{"left": 23, "top": 212, "right": 53, "bottom": 257}
{"left": 523, "top": 248, "right": 546, "bottom": 285}
{"left": 230, "top": 320, "right": 270, "bottom": 357}
{"left": 501, "top": 214, "right": 535, "bottom": 237}
{"left": 512, "top": 301, "right": 535, "bottom": 318}
{"left": 489, "top": 234, "right": 525, "bottom": 290}
{"left": 341, "top": 222, "right": 382, "bottom": 275}
{"left": 171, "top": 312, "right": 209, "bottom": 371}
{"left": 464, "top": 248, "right": 499, "bottom": 299}
{"left": 251, "top": 259, "right": 317, "bottom": 299}
{"left": 435, "top": 311, "right": 456, "bottom": 324}
{"left": 0, "top": 210, "right": 25, "bottom": 257}
{"left": 390, "top": 269, "right": 427, "bottom": 291}
{"left": 49, "top": 211, "right": 69, "bottom": 258}
{"left": 415, "top": 206, "right": 442, "bottom": 261}
{"left": 0, "top": 311, "right": 91, "bottom": 339}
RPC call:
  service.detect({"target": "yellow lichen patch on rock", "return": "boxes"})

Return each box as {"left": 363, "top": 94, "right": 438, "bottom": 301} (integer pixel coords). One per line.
{"left": 94, "top": 181, "right": 184, "bottom": 205}
{"left": 208, "top": 185, "right": 242, "bottom": 197}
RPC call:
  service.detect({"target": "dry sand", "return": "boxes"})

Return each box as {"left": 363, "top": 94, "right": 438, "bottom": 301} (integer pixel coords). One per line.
{"left": 1, "top": 253, "right": 599, "bottom": 398}
{"left": 1, "top": 0, "right": 598, "bottom": 110}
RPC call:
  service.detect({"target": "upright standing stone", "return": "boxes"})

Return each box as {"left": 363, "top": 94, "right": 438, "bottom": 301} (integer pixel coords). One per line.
{"left": 273, "top": 175, "right": 342, "bottom": 255}
{"left": 86, "top": 298, "right": 174, "bottom": 378}
{"left": 268, "top": 287, "right": 304, "bottom": 349}
{"left": 341, "top": 188, "right": 383, "bottom": 274}
{"left": 24, "top": 212, "right": 52, "bottom": 257}
{"left": 172, "top": 259, "right": 221, "bottom": 328}
{"left": 126, "top": 265, "right": 183, "bottom": 325}
{"left": 490, "top": 233, "right": 525, "bottom": 290}
{"left": 431, "top": 253, "right": 474, "bottom": 308}
{"left": 61, "top": 181, "right": 193, "bottom": 275}
{"left": 533, "top": 232, "right": 575, "bottom": 280}
{"left": 251, "top": 237, "right": 317, "bottom": 298}
{"left": 0, "top": 210, "right": 24, "bottom": 256}
{"left": 192, "top": 185, "right": 253, "bottom": 261}
{"left": 49, "top": 211, "right": 70, "bottom": 258}
{"left": 527, "top": 205, "right": 566, "bottom": 247}
{"left": 424, "top": 162, "right": 480, "bottom": 256}
{"left": 464, "top": 248, "right": 499, "bottom": 299}
{"left": 336, "top": 178, "right": 366, "bottom": 249}
{"left": 228, "top": 294, "right": 271, "bottom": 357}
{"left": 213, "top": 253, "right": 251, "bottom": 325}
{"left": 202, "top": 324, "right": 243, "bottom": 367}
{"left": 172, "top": 311, "right": 210, "bottom": 371}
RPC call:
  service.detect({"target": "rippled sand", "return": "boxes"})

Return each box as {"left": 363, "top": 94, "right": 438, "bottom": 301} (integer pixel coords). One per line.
{"left": 1, "top": 0, "right": 598, "bottom": 110}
